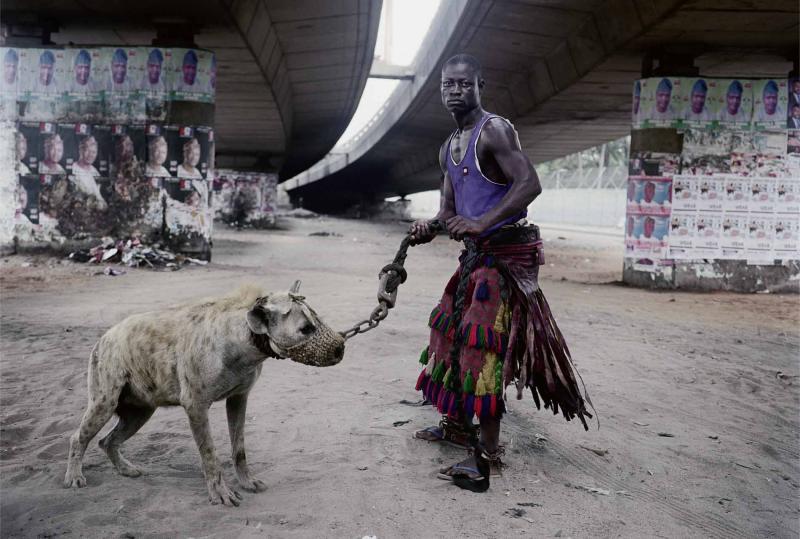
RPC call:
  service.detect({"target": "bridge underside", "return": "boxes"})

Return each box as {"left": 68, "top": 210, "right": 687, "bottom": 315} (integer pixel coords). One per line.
{"left": 289, "top": 0, "right": 798, "bottom": 213}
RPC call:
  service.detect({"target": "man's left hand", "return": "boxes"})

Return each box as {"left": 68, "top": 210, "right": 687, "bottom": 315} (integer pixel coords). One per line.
{"left": 446, "top": 216, "right": 485, "bottom": 241}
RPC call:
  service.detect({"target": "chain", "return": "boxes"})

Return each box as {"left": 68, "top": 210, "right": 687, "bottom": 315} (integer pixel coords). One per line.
{"left": 340, "top": 220, "right": 445, "bottom": 341}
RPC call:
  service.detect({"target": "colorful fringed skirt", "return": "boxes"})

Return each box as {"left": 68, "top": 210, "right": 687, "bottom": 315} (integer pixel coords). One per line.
{"left": 415, "top": 224, "right": 593, "bottom": 430}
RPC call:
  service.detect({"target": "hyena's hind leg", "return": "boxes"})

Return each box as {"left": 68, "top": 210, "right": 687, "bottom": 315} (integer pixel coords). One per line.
{"left": 99, "top": 396, "right": 156, "bottom": 477}
{"left": 64, "top": 344, "right": 125, "bottom": 488}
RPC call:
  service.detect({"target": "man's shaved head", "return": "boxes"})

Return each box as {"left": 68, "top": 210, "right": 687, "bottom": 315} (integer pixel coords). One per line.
{"left": 443, "top": 54, "right": 482, "bottom": 78}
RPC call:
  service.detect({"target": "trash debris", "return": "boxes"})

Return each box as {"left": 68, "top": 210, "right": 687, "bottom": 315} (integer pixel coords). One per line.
{"left": 280, "top": 208, "right": 319, "bottom": 219}
{"left": 657, "top": 432, "right": 675, "bottom": 437}
{"left": 632, "top": 421, "right": 649, "bottom": 427}
{"left": 579, "top": 445, "right": 608, "bottom": 457}
{"left": 68, "top": 238, "right": 207, "bottom": 271}
{"left": 102, "top": 267, "right": 126, "bottom": 276}
{"left": 357, "top": 466, "right": 368, "bottom": 471}
{"left": 392, "top": 420, "right": 411, "bottom": 427}
{"left": 708, "top": 434, "right": 719, "bottom": 440}
{"left": 506, "top": 507, "right": 526, "bottom": 518}
{"left": 309, "top": 231, "right": 343, "bottom": 237}
{"left": 517, "top": 502, "right": 542, "bottom": 507}
{"left": 574, "top": 485, "right": 611, "bottom": 495}
{"left": 534, "top": 433, "right": 548, "bottom": 443}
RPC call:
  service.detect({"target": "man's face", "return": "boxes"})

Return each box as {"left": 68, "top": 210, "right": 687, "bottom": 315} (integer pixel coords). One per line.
{"left": 47, "top": 136, "right": 63, "bottom": 163}
{"left": 644, "top": 182, "right": 656, "bottom": 203}
{"left": 691, "top": 91, "right": 706, "bottom": 114}
{"left": 150, "top": 138, "right": 167, "bottom": 165}
{"left": 79, "top": 138, "right": 98, "bottom": 165}
{"left": 441, "top": 62, "right": 481, "bottom": 114}
{"left": 644, "top": 218, "right": 655, "bottom": 238}
{"left": 792, "top": 106, "right": 800, "bottom": 119}
{"left": 75, "top": 63, "right": 90, "bottom": 85}
{"left": 4, "top": 61, "right": 17, "bottom": 84}
{"left": 793, "top": 81, "right": 800, "bottom": 94}
{"left": 655, "top": 90, "right": 671, "bottom": 113}
{"left": 112, "top": 60, "right": 127, "bottom": 84}
{"left": 726, "top": 91, "right": 741, "bottom": 114}
{"left": 763, "top": 91, "right": 778, "bottom": 115}
{"left": 184, "top": 140, "right": 200, "bottom": 166}
{"left": 148, "top": 62, "right": 161, "bottom": 84}
{"left": 39, "top": 63, "right": 53, "bottom": 86}
{"left": 183, "top": 62, "right": 197, "bottom": 85}
{"left": 16, "top": 134, "right": 26, "bottom": 160}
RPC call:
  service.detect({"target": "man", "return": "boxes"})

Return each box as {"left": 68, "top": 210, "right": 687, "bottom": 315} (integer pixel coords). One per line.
{"left": 789, "top": 79, "right": 800, "bottom": 109}
{"left": 755, "top": 80, "right": 784, "bottom": 124}
{"left": 174, "top": 50, "right": 198, "bottom": 94}
{"left": 684, "top": 79, "right": 712, "bottom": 123}
{"left": 40, "top": 133, "right": 66, "bottom": 175}
{"left": 109, "top": 48, "right": 131, "bottom": 91}
{"left": 68, "top": 49, "right": 100, "bottom": 95}
{"left": 650, "top": 78, "right": 675, "bottom": 122}
{"left": 3, "top": 48, "right": 18, "bottom": 90}
{"left": 16, "top": 132, "right": 30, "bottom": 175}
{"left": 409, "top": 55, "right": 592, "bottom": 488}
{"left": 71, "top": 135, "right": 106, "bottom": 208}
{"left": 177, "top": 137, "right": 207, "bottom": 203}
{"left": 141, "top": 48, "right": 166, "bottom": 95}
{"left": 788, "top": 105, "right": 800, "bottom": 129}
{"left": 717, "top": 80, "right": 748, "bottom": 124}
{"left": 145, "top": 135, "right": 171, "bottom": 177}
{"left": 34, "top": 50, "right": 59, "bottom": 97}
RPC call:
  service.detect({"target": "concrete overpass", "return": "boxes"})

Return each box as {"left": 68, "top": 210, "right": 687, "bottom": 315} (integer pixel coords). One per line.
{"left": 1, "top": 0, "right": 382, "bottom": 180}
{"left": 284, "top": 0, "right": 799, "bottom": 212}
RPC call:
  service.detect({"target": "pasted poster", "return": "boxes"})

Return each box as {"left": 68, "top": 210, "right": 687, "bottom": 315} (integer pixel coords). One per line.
{"left": 63, "top": 48, "right": 104, "bottom": 122}
{"left": 170, "top": 48, "right": 215, "bottom": 103}
{"left": 16, "top": 122, "right": 40, "bottom": 176}
{"left": 720, "top": 213, "right": 748, "bottom": 259}
{"left": 140, "top": 48, "right": 170, "bottom": 121}
{"left": 668, "top": 210, "right": 695, "bottom": 259}
{"left": 103, "top": 48, "right": 146, "bottom": 123}
{"left": 693, "top": 214, "right": 722, "bottom": 258}
{"left": 641, "top": 77, "right": 682, "bottom": 128}
{"left": 787, "top": 77, "right": 800, "bottom": 129}
{"left": 730, "top": 130, "right": 788, "bottom": 177}
{"left": 1, "top": 47, "right": 21, "bottom": 120}
{"left": 697, "top": 176, "right": 724, "bottom": 212}
{"left": 682, "top": 78, "right": 715, "bottom": 126}
{"left": 752, "top": 79, "right": 788, "bottom": 130}
{"left": 23, "top": 49, "right": 66, "bottom": 121}
{"left": 144, "top": 124, "right": 171, "bottom": 178}
{"left": 681, "top": 129, "right": 732, "bottom": 175}
{"left": 672, "top": 175, "right": 698, "bottom": 211}
{"left": 773, "top": 217, "right": 799, "bottom": 258}
{"left": 713, "top": 79, "right": 753, "bottom": 127}
{"left": 628, "top": 176, "right": 672, "bottom": 216}
{"left": 746, "top": 215, "right": 774, "bottom": 262}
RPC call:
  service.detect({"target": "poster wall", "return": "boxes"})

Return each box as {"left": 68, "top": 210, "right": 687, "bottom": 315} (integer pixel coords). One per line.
{"left": 212, "top": 170, "right": 278, "bottom": 227}
{"left": 628, "top": 76, "right": 800, "bottom": 271}
{"left": 4, "top": 45, "right": 216, "bottom": 253}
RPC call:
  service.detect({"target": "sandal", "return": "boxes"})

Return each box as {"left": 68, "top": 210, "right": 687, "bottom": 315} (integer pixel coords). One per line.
{"left": 439, "top": 451, "right": 492, "bottom": 493}
{"left": 413, "top": 417, "right": 478, "bottom": 449}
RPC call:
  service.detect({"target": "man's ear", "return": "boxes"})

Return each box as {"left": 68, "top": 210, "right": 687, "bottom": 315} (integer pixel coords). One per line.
{"left": 478, "top": 77, "right": 485, "bottom": 90}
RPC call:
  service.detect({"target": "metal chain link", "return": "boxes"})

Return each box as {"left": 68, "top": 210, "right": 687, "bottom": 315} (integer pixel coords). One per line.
{"left": 340, "top": 220, "right": 445, "bottom": 341}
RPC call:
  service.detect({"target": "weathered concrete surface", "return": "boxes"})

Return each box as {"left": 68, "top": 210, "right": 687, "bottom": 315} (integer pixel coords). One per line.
{"left": 1, "top": 217, "right": 798, "bottom": 538}
{"left": 623, "top": 259, "right": 800, "bottom": 293}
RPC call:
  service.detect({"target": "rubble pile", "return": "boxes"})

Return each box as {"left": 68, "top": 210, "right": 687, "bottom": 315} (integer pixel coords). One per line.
{"left": 68, "top": 237, "right": 208, "bottom": 271}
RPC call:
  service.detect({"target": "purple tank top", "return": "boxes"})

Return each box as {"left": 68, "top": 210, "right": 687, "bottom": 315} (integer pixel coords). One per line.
{"left": 447, "top": 113, "right": 527, "bottom": 236}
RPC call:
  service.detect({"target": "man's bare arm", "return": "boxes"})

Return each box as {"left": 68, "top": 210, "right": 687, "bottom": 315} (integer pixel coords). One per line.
{"left": 447, "top": 119, "right": 541, "bottom": 239}
{"left": 409, "top": 140, "right": 456, "bottom": 244}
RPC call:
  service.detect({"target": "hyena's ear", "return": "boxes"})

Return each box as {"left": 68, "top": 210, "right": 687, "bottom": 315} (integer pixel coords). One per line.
{"left": 246, "top": 296, "right": 292, "bottom": 334}
{"left": 290, "top": 280, "right": 301, "bottom": 294}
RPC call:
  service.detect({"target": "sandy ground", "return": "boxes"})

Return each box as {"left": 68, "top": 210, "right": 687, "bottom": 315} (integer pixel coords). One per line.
{"left": 1, "top": 216, "right": 798, "bottom": 539}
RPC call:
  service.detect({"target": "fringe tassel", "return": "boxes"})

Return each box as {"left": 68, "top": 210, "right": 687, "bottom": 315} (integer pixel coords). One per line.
{"left": 462, "top": 369, "right": 475, "bottom": 394}
{"left": 458, "top": 322, "right": 507, "bottom": 354}
{"left": 419, "top": 346, "right": 429, "bottom": 365}
{"left": 415, "top": 370, "right": 427, "bottom": 391}
{"left": 475, "top": 280, "right": 490, "bottom": 301}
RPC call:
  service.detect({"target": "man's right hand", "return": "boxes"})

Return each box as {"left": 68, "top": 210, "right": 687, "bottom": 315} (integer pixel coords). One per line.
{"left": 408, "top": 219, "right": 437, "bottom": 245}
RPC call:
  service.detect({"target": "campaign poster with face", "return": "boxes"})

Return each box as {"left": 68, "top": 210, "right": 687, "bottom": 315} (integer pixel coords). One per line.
{"left": 103, "top": 47, "right": 146, "bottom": 123}
{"left": 141, "top": 48, "right": 170, "bottom": 121}
{"left": 775, "top": 180, "right": 800, "bottom": 214}
{"left": 641, "top": 77, "right": 682, "bottom": 128}
{"left": 62, "top": 48, "right": 104, "bottom": 122}
{"left": 637, "top": 177, "right": 672, "bottom": 216}
{"left": 773, "top": 217, "right": 799, "bottom": 259}
{"left": 68, "top": 124, "right": 106, "bottom": 205}
{"left": 722, "top": 176, "right": 750, "bottom": 212}
{"left": 144, "top": 124, "right": 171, "bottom": 178}
{"left": 720, "top": 213, "right": 748, "bottom": 259}
{"left": 693, "top": 214, "right": 722, "bottom": 258}
{"left": 749, "top": 178, "right": 776, "bottom": 213}
{"left": 172, "top": 126, "right": 211, "bottom": 180}
{"left": 787, "top": 78, "right": 800, "bottom": 129}
{"left": 15, "top": 122, "right": 40, "bottom": 176}
{"left": 110, "top": 124, "right": 145, "bottom": 179}
{"left": 682, "top": 78, "right": 714, "bottom": 126}
{"left": 746, "top": 215, "right": 774, "bottom": 261}
{"left": 17, "top": 175, "right": 41, "bottom": 225}
{"left": 22, "top": 48, "right": 67, "bottom": 121}
{"left": 696, "top": 176, "right": 724, "bottom": 212}
{"left": 260, "top": 173, "right": 278, "bottom": 214}
{"left": 38, "top": 122, "right": 67, "bottom": 176}
{"left": 638, "top": 215, "right": 669, "bottom": 259}
{"left": 1, "top": 47, "right": 22, "bottom": 119}
{"left": 752, "top": 79, "right": 788, "bottom": 130}
{"left": 672, "top": 176, "right": 698, "bottom": 211}
{"left": 668, "top": 210, "right": 696, "bottom": 259}
{"left": 171, "top": 49, "right": 215, "bottom": 103}
{"left": 712, "top": 79, "right": 752, "bottom": 127}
